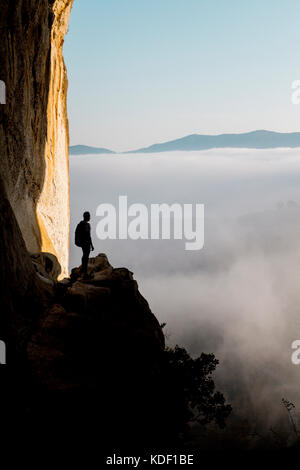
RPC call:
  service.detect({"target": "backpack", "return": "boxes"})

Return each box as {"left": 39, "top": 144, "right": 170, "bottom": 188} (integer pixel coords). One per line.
{"left": 75, "top": 221, "right": 84, "bottom": 247}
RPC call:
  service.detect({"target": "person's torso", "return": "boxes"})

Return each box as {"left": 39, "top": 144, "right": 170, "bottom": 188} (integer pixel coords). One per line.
{"left": 80, "top": 221, "right": 91, "bottom": 242}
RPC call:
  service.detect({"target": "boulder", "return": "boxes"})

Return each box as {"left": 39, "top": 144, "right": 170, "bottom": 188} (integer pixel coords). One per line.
{"left": 30, "top": 252, "right": 62, "bottom": 281}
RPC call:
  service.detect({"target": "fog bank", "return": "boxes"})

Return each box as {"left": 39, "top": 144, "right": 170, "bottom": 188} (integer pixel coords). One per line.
{"left": 70, "top": 148, "right": 300, "bottom": 439}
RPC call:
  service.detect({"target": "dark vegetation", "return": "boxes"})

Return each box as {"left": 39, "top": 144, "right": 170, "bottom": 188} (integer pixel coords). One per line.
{"left": 164, "top": 345, "right": 232, "bottom": 432}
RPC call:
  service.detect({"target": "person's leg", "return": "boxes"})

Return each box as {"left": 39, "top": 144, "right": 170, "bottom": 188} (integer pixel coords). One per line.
{"left": 81, "top": 245, "right": 90, "bottom": 275}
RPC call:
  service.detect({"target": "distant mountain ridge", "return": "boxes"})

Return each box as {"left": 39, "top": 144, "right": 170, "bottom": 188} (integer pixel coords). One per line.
{"left": 69, "top": 145, "right": 115, "bottom": 155}
{"left": 126, "top": 130, "right": 300, "bottom": 153}
{"left": 70, "top": 130, "right": 300, "bottom": 155}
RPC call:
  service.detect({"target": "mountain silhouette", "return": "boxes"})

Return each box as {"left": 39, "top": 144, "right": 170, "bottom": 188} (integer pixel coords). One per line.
{"left": 125, "top": 130, "right": 300, "bottom": 153}
{"left": 70, "top": 130, "right": 300, "bottom": 155}
{"left": 70, "top": 145, "right": 115, "bottom": 155}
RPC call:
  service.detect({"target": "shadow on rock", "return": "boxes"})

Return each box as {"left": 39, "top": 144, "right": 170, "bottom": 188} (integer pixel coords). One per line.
{"left": 26, "top": 253, "right": 168, "bottom": 450}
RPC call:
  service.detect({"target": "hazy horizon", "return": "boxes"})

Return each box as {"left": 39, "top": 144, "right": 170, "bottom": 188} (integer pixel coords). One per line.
{"left": 70, "top": 129, "right": 300, "bottom": 153}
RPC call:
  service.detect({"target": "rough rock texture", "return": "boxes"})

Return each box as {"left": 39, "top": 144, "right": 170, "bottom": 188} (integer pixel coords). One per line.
{"left": 0, "top": 0, "right": 73, "bottom": 278}
{"left": 26, "top": 254, "right": 166, "bottom": 448}
{"left": 31, "top": 251, "right": 62, "bottom": 281}
{"left": 0, "top": 177, "right": 45, "bottom": 350}
{"left": 36, "top": 0, "right": 73, "bottom": 277}
{"left": 0, "top": 176, "right": 55, "bottom": 437}
{"left": 28, "top": 254, "right": 164, "bottom": 390}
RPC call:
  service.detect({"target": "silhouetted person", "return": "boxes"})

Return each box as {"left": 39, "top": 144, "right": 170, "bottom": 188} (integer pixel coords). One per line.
{"left": 75, "top": 211, "right": 94, "bottom": 278}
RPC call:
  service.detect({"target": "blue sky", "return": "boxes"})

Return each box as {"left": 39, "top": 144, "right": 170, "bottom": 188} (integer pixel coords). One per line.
{"left": 64, "top": 0, "right": 300, "bottom": 151}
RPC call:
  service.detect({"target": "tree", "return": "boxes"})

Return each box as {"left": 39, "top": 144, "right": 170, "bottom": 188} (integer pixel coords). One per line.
{"left": 163, "top": 345, "right": 232, "bottom": 433}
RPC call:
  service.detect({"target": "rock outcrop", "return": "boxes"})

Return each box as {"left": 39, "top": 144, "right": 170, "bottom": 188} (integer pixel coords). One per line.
{"left": 16, "top": 251, "right": 166, "bottom": 448}
{"left": 0, "top": 178, "right": 50, "bottom": 352}
{"left": 0, "top": 161, "right": 167, "bottom": 447}
{"left": 0, "top": 0, "right": 170, "bottom": 451}
{"left": 27, "top": 253, "right": 164, "bottom": 393}
{"left": 0, "top": 0, "right": 73, "bottom": 278}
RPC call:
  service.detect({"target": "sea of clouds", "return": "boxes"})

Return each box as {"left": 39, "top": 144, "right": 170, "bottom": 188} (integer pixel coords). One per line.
{"left": 70, "top": 148, "right": 300, "bottom": 440}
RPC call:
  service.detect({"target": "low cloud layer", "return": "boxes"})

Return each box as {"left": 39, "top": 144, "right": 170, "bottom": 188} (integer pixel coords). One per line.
{"left": 70, "top": 148, "right": 300, "bottom": 438}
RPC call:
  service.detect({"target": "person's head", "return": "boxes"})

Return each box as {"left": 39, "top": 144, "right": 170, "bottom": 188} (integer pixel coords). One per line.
{"left": 83, "top": 211, "right": 90, "bottom": 222}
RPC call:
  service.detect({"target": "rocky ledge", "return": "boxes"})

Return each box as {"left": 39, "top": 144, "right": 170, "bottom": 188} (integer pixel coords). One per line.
{"left": 0, "top": 184, "right": 171, "bottom": 449}
{"left": 28, "top": 253, "right": 164, "bottom": 391}
{"left": 24, "top": 253, "right": 167, "bottom": 448}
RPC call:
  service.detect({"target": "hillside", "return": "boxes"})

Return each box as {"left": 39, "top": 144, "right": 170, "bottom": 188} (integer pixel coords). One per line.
{"left": 70, "top": 145, "right": 115, "bottom": 155}
{"left": 126, "top": 130, "right": 300, "bottom": 153}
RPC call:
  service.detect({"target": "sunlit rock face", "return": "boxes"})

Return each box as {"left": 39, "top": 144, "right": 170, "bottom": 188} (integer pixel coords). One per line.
{"left": 0, "top": 0, "right": 73, "bottom": 278}
{"left": 36, "top": 0, "right": 73, "bottom": 278}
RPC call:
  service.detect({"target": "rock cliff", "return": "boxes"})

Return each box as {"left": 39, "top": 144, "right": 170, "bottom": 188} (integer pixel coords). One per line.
{"left": 0, "top": 0, "right": 73, "bottom": 278}
{"left": 28, "top": 253, "right": 165, "bottom": 392}
{"left": 0, "top": 167, "right": 166, "bottom": 445}
{"left": 26, "top": 254, "right": 167, "bottom": 447}
{"left": 0, "top": 203, "right": 167, "bottom": 446}
{"left": 0, "top": 2, "right": 231, "bottom": 453}
{"left": 0, "top": 1, "right": 168, "bottom": 448}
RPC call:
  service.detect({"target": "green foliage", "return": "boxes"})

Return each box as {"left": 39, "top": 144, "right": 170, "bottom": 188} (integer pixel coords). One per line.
{"left": 164, "top": 345, "right": 232, "bottom": 430}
